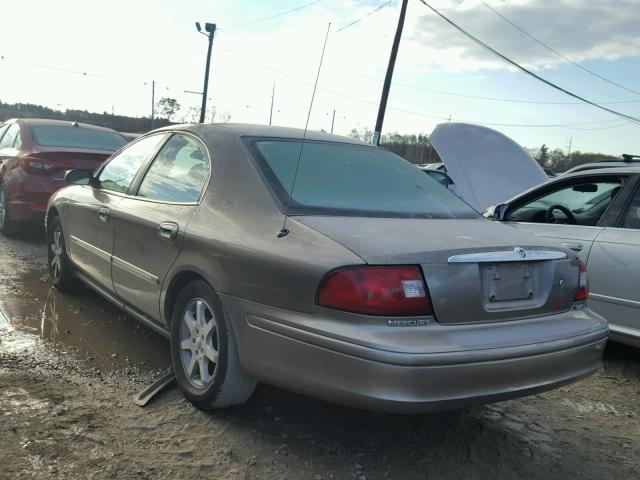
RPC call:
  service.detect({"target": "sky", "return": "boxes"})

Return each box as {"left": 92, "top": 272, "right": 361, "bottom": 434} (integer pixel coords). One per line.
{"left": 1, "top": 0, "right": 639, "bottom": 155}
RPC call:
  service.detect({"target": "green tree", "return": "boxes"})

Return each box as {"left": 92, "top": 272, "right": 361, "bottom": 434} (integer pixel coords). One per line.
{"left": 156, "top": 97, "right": 181, "bottom": 121}
{"left": 537, "top": 144, "right": 550, "bottom": 166}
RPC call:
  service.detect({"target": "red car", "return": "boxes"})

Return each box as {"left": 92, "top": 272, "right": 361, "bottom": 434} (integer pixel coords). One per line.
{"left": 0, "top": 118, "right": 128, "bottom": 234}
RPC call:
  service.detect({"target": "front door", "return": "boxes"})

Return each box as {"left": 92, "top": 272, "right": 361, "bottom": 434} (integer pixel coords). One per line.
{"left": 111, "top": 133, "right": 210, "bottom": 321}
{"left": 503, "top": 174, "right": 631, "bottom": 262}
{"left": 67, "top": 188, "right": 121, "bottom": 290}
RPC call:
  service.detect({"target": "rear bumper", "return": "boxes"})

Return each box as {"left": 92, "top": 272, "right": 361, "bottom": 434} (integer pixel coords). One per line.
{"left": 222, "top": 295, "right": 608, "bottom": 413}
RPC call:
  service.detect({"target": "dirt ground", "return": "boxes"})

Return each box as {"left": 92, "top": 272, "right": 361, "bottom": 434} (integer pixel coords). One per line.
{"left": 0, "top": 229, "right": 638, "bottom": 480}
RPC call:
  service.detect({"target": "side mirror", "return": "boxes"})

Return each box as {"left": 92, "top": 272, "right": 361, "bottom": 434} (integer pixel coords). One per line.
{"left": 484, "top": 203, "right": 507, "bottom": 220}
{"left": 64, "top": 169, "right": 92, "bottom": 185}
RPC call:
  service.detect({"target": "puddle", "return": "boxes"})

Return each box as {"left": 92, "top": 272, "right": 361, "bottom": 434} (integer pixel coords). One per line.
{"left": 0, "top": 238, "right": 170, "bottom": 373}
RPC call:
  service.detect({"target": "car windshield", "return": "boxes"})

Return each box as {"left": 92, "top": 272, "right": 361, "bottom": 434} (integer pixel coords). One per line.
{"left": 247, "top": 138, "right": 479, "bottom": 219}
{"left": 31, "top": 125, "right": 127, "bottom": 151}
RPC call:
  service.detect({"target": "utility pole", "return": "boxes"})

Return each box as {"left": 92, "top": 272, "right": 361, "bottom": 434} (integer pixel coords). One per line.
{"left": 372, "top": 0, "right": 408, "bottom": 145}
{"left": 566, "top": 137, "right": 573, "bottom": 172}
{"left": 196, "top": 22, "right": 216, "bottom": 124}
{"left": 269, "top": 83, "right": 275, "bottom": 126}
{"left": 330, "top": 109, "right": 336, "bottom": 133}
{"left": 150, "top": 80, "right": 155, "bottom": 130}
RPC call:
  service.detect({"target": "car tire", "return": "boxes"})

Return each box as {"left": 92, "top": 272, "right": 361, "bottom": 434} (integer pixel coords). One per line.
{"left": 47, "top": 216, "right": 79, "bottom": 292}
{"left": 170, "top": 280, "right": 257, "bottom": 409}
{"left": 0, "top": 183, "right": 19, "bottom": 235}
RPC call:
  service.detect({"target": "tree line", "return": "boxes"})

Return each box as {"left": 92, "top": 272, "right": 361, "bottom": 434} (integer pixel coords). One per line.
{"left": 0, "top": 98, "right": 232, "bottom": 133}
{"left": 348, "top": 126, "right": 621, "bottom": 172}
{"left": 0, "top": 100, "right": 621, "bottom": 172}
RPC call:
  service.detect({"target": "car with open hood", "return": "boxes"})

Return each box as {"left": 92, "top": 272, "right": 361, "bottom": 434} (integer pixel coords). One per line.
{"left": 430, "top": 123, "right": 639, "bottom": 348}
{"left": 45, "top": 123, "right": 607, "bottom": 412}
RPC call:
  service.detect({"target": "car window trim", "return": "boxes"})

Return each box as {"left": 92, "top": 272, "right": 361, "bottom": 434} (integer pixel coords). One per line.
{"left": 128, "top": 131, "right": 212, "bottom": 206}
{"left": 92, "top": 132, "right": 170, "bottom": 194}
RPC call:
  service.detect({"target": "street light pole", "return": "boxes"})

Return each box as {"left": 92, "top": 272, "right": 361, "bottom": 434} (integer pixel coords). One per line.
{"left": 150, "top": 80, "right": 155, "bottom": 130}
{"left": 372, "top": 0, "right": 408, "bottom": 145}
{"left": 196, "top": 22, "right": 216, "bottom": 124}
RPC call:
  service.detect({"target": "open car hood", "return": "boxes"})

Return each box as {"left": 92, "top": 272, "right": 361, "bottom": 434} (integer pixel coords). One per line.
{"left": 430, "top": 123, "right": 549, "bottom": 212}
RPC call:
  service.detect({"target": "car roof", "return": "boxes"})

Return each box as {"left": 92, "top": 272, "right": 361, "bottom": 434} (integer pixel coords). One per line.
{"left": 564, "top": 161, "right": 640, "bottom": 174}
{"left": 560, "top": 166, "right": 640, "bottom": 177}
{"left": 6, "top": 118, "right": 120, "bottom": 132}
{"left": 154, "top": 122, "right": 371, "bottom": 145}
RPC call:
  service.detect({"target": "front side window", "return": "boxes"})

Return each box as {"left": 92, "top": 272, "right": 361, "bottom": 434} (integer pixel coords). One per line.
{"left": 137, "top": 134, "right": 209, "bottom": 203}
{"left": 0, "top": 124, "right": 19, "bottom": 149}
{"left": 247, "top": 139, "right": 478, "bottom": 219}
{"left": 621, "top": 186, "right": 640, "bottom": 230}
{"left": 506, "top": 177, "right": 626, "bottom": 226}
{"left": 97, "top": 134, "right": 166, "bottom": 193}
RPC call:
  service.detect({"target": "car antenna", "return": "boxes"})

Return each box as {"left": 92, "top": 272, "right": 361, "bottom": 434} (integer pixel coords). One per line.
{"left": 277, "top": 22, "right": 331, "bottom": 239}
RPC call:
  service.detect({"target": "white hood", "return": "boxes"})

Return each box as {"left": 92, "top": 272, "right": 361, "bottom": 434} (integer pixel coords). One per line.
{"left": 430, "top": 123, "right": 549, "bottom": 212}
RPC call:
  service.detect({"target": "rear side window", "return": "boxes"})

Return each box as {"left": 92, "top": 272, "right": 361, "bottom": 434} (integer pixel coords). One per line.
{"left": 30, "top": 125, "right": 127, "bottom": 151}
{"left": 0, "top": 124, "right": 20, "bottom": 149}
{"left": 247, "top": 139, "right": 478, "bottom": 219}
{"left": 137, "top": 134, "right": 209, "bottom": 203}
{"left": 621, "top": 186, "right": 640, "bottom": 229}
{"left": 0, "top": 124, "right": 9, "bottom": 144}
{"left": 97, "top": 134, "right": 166, "bottom": 194}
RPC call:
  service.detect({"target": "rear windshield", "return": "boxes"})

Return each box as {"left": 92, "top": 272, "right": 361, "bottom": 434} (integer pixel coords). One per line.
{"left": 31, "top": 125, "right": 127, "bottom": 151}
{"left": 247, "top": 138, "right": 479, "bottom": 219}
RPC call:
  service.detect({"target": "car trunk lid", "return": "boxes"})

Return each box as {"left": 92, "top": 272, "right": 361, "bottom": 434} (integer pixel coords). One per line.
{"left": 297, "top": 216, "right": 578, "bottom": 324}
{"left": 430, "top": 123, "right": 549, "bottom": 212}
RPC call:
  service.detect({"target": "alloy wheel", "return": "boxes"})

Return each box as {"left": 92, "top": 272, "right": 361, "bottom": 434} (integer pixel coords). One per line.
{"left": 50, "top": 228, "right": 64, "bottom": 282}
{"left": 180, "top": 298, "right": 219, "bottom": 389}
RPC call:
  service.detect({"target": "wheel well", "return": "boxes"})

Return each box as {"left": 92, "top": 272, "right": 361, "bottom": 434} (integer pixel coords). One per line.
{"left": 46, "top": 207, "right": 59, "bottom": 231}
{"left": 164, "top": 271, "right": 209, "bottom": 324}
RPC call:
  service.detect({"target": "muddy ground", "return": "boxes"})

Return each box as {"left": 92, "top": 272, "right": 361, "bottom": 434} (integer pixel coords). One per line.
{"left": 0, "top": 229, "right": 638, "bottom": 480}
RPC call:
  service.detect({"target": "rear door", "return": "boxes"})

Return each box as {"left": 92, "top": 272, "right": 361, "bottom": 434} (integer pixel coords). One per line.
{"left": 66, "top": 134, "right": 167, "bottom": 291}
{"left": 111, "top": 132, "right": 210, "bottom": 321}
{"left": 587, "top": 176, "right": 640, "bottom": 343}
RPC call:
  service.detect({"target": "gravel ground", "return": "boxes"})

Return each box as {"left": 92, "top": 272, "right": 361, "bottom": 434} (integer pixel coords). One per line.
{"left": 0, "top": 229, "right": 638, "bottom": 480}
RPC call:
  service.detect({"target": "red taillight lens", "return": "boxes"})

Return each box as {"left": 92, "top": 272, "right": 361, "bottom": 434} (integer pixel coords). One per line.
{"left": 18, "top": 157, "right": 54, "bottom": 175}
{"left": 574, "top": 259, "right": 589, "bottom": 302}
{"left": 317, "top": 266, "right": 434, "bottom": 316}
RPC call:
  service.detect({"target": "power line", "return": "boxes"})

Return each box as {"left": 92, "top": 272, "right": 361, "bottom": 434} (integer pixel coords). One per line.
{"left": 350, "top": 72, "right": 640, "bottom": 105}
{"left": 417, "top": 0, "right": 640, "bottom": 125}
{"left": 336, "top": 0, "right": 394, "bottom": 33}
{"left": 481, "top": 1, "right": 640, "bottom": 98}
{"left": 217, "top": 46, "right": 630, "bottom": 130}
{"left": 224, "top": 0, "right": 324, "bottom": 29}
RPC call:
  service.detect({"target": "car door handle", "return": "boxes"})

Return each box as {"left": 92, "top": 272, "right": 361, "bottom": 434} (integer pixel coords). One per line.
{"left": 98, "top": 207, "right": 110, "bottom": 223}
{"left": 562, "top": 242, "right": 583, "bottom": 252}
{"left": 158, "top": 222, "right": 179, "bottom": 241}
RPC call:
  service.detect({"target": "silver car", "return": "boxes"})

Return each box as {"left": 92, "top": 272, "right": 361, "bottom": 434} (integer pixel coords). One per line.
{"left": 486, "top": 166, "right": 640, "bottom": 348}
{"left": 45, "top": 124, "right": 607, "bottom": 412}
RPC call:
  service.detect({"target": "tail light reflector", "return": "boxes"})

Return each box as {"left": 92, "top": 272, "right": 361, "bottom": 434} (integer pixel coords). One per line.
{"left": 574, "top": 259, "right": 589, "bottom": 302}
{"left": 317, "top": 266, "right": 433, "bottom": 316}
{"left": 18, "top": 157, "right": 55, "bottom": 175}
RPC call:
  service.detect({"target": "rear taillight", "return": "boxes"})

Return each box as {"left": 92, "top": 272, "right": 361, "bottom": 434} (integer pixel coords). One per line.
{"left": 18, "top": 157, "right": 55, "bottom": 175}
{"left": 317, "top": 266, "right": 434, "bottom": 316}
{"left": 574, "top": 260, "right": 589, "bottom": 302}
